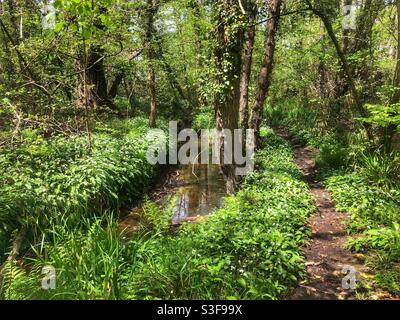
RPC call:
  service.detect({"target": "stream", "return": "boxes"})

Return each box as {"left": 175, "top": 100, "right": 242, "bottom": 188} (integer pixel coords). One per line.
{"left": 171, "top": 162, "right": 227, "bottom": 224}
{"left": 120, "top": 161, "right": 228, "bottom": 231}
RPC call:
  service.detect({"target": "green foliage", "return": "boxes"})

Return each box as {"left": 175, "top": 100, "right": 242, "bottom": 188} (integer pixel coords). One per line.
{"left": 1, "top": 130, "right": 314, "bottom": 300}
{"left": 141, "top": 197, "right": 177, "bottom": 234}
{"left": 53, "top": 0, "right": 115, "bottom": 40}
{"left": 264, "top": 102, "right": 323, "bottom": 147}
{"left": 374, "top": 269, "right": 400, "bottom": 294}
{"left": 315, "top": 139, "right": 349, "bottom": 170}
{"left": 347, "top": 224, "right": 400, "bottom": 295}
{"left": 2, "top": 215, "right": 152, "bottom": 300}
{"left": 325, "top": 171, "right": 400, "bottom": 295}
{"left": 361, "top": 103, "right": 400, "bottom": 129}
{"left": 326, "top": 173, "right": 400, "bottom": 231}
{"left": 0, "top": 117, "right": 162, "bottom": 262}
{"left": 192, "top": 107, "right": 215, "bottom": 131}
{"left": 348, "top": 224, "right": 400, "bottom": 256}
{"left": 1, "top": 0, "right": 399, "bottom": 301}
{"left": 130, "top": 130, "right": 314, "bottom": 299}
{"left": 359, "top": 151, "right": 400, "bottom": 189}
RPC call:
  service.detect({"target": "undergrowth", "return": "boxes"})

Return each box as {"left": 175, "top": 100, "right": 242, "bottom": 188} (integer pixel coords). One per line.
{"left": 0, "top": 117, "right": 165, "bottom": 264}
{"left": 1, "top": 129, "right": 314, "bottom": 300}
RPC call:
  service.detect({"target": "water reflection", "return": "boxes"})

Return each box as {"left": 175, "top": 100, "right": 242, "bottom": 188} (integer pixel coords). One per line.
{"left": 171, "top": 163, "right": 227, "bottom": 224}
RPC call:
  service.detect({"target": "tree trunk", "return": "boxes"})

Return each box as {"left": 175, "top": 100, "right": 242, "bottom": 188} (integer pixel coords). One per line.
{"left": 342, "top": 0, "right": 353, "bottom": 53}
{"left": 108, "top": 49, "right": 142, "bottom": 100}
{"left": 214, "top": 0, "right": 245, "bottom": 193}
{"left": 86, "top": 48, "right": 109, "bottom": 106}
{"left": 334, "top": 0, "right": 384, "bottom": 117}
{"left": 187, "top": 0, "right": 205, "bottom": 109}
{"left": 76, "top": 47, "right": 112, "bottom": 110}
{"left": 318, "top": 21, "right": 327, "bottom": 98}
{"left": 0, "top": 4, "right": 15, "bottom": 81}
{"left": 239, "top": 2, "right": 257, "bottom": 128}
{"left": 351, "top": 0, "right": 385, "bottom": 94}
{"left": 148, "top": 62, "right": 157, "bottom": 128}
{"left": 249, "top": 0, "right": 282, "bottom": 146}
{"left": 191, "top": 0, "right": 203, "bottom": 69}
{"left": 145, "top": 0, "right": 159, "bottom": 128}
{"left": 352, "top": 0, "right": 384, "bottom": 55}
{"left": 108, "top": 71, "right": 125, "bottom": 100}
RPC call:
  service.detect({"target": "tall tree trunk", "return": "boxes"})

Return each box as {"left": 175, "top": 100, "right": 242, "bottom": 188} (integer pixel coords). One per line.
{"left": 352, "top": 0, "right": 384, "bottom": 55}
{"left": 145, "top": 0, "right": 159, "bottom": 128}
{"left": 249, "top": 0, "right": 282, "bottom": 146}
{"left": 108, "top": 71, "right": 125, "bottom": 100}
{"left": 189, "top": 0, "right": 204, "bottom": 108}
{"left": 148, "top": 62, "right": 157, "bottom": 127}
{"left": 214, "top": 0, "right": 245, "bottom": 193}
{"left": 75, "top": 4, "right": 114, "bottom": 112}
{"left": 157, "top": 44, "right": 193, "bottom": 118}
{"left": 191, "top": 0, "right": 203, "bottom": 69}
{"left": 239, "top": 1, "right": 257, "bottom": 128}
{"left": 76, "top": 47, "right": 112, "bottom": 110}
{"left": 86, "top": 48, "right": 109, "bottom": 106}
{"left": 337, "top": 0, "right": 384, "bottom": 98}
{"left": 352, "top": 0, "right": 385, "bottom": 91}
{"left": 0, "top": 4, "right": 15, "bottom": 81}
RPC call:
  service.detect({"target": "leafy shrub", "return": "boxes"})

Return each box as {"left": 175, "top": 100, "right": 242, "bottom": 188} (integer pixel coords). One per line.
{"left": 326, "top": 173, "right": 400, "bottom": 231}
{"left": 361, "top": 103, "right": 400, "bottom": 132}
{"left": 141, "top": 197, "right": 177, "bottom": 234}
{"left": 264, "top": 104, "right": 285, "bottom": 127}
{"left": 315, "top": 139, "right": 349, "bottom": 170}
{"left": 348, "top": 224, "right": 400, "bottom": 257}
{"left": 360, "top": 151, "right": 400, "bottom": 189}
{"left": 347, "top": 225, "right": 400, "bottom": 295}
{"left": 192, "top": 107, "right": 214, "bottom": 131}
{"left": 265, "top": 102, "right": 320, "bottom": 141}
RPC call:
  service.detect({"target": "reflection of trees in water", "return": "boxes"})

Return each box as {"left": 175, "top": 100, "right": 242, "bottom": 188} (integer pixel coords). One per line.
{"left": 172, "top": 163, "right": 227, "bottom": 223}
{"left": 172, "top": 193, "right": 189, "bottom": 224}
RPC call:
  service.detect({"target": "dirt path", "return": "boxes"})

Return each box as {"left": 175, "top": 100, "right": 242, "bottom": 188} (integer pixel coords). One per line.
{"left": 279, "top": 132, "right": 365, "bottom": 300}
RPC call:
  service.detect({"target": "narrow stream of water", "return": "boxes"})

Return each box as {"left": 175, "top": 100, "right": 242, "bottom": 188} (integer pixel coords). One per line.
{"left": 120, "top": 161, "right": 228, "bottom": 230}
{"left": 171, "top": 163, "right": 227, "bottom": 224}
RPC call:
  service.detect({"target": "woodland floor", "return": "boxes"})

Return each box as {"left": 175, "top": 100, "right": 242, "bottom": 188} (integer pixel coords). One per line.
{"left": 278, "top": 131, "right": 367, "bottom": 300}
